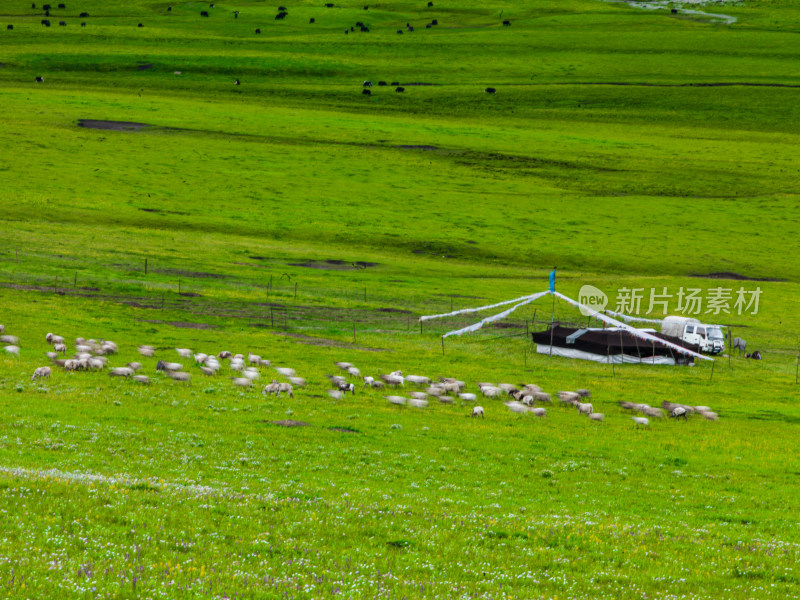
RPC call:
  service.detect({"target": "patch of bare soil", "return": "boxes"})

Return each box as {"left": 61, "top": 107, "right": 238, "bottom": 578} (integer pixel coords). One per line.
{"left": 78, "top": 119, "right": 150, "bottom": 131}
{"left": 272, "top": 332, "right": 389, "bottom": 352}
{"left": 329, "top": 427, "right": 360, "bottom": 433}
{"left": 289, "top": 259, "right": 379, "bottom": 270}
{"left": 691, "top": 272, "right": 785, "bottom": 282}
{"left": 268, "top": 420, "right": 310, "bottom": 427}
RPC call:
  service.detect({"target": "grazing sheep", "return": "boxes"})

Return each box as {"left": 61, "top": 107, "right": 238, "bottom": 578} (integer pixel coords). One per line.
{"left": 699, "top": 410, "right": 719, "bottom": 421}
{"left": 472, "top": 406, "right": 485, "bottom": 418}
{"left": 533, "top": 391, "right": 552, "bottom": 404}
{"left": 99, "top": 341, "right": 118, "bottom": 355}
{"left": 347, "top": 366, "right": 361, "bottom": 377}
{"left": 0, "top": 325, "right": 3, "bottom": 333}
{"left": 671, "top": 406, "right": 688, "bottom": 420}
{"left": 0, "top": 335, "right": 19, "bottom": 345}
{"left": 133, "top": 375, "right": 151, "bottom": 385}
{"left": 138, "top": 345, "right": 155, "bottom": 357}
{"left": 521, "top": 395, "right": 534, "bottom": 407}
{"left": 640, "top": 406, "right": 665, "bottom": 419}
{"left": 632, "top": 417, "right": 649, "bottom": 428}
{"left": 531, "top": 407, "right": 547, "bottom": 418}
{"left": 167, "top": 371, "right": 191, "bottom": 382}
{"left": 109, "top": 367, "right": 134, "bottom": 377}
{"left": 498, "top": 383, "right": 519, "bottom": 394}
{"left": 576, "top": 402, "right": 593, "bottom": 415}
{"left": 437, "top": 396, "right": 454, "bottom": 404}
{"left": 368, "top": 380, "right": 384, "bottom": 389}
{"left": 505, "top": 401, "right": 528, "bottom": 414}
{"left": 336, "top": 381, "right": 355, "bottom": 394}
{"left": 88, "top": 357, "right": 106, "bottom": 370}
{"left": 270, "top": 381, "right": 293, "bottom": 397}
{"left": 4, "top": 345, "right": 20, "bottom": 356}
{"left": 410, "top": 391, "right": 428, "bottom": 400}
{"left": 54, "top": 343, "right": 67, "bottom": 355}
{"left": 408, "top": 397, "right": 428, "bottom": 409}
{"left": 243, "top": 368, "right": 260, "bottom": 380}
{"left": 480, "top": 386, "right": 503, "bottom": 398}
{"left": 363, "top": 375, "right": 374, "bottom": 386}
{"left": 576, "top": 389, "right": 591, "bottom": 398}
{"left": 156, "top": 360, "right": 182, "bottom": 372}
{"left": 176, "top": 348, "right": 192, "bottom": 358}
{"left": 459, "top": 392, "right": 477, "bottom": 402}
{"left": 275, "top": 367, "right": 296, "bottom": 377}
{"left": 289, "top": 377, "right": 307, "bottom": 387}
{"left": 218, "top": 350, "right": 232, "bottom": 359}
{"left": 588, "top": 413, "right": 604, "bottom": 422}
{"left": 127, "top": 362, "right": 142, "bottom": 372}
{"left": 194, "top": 353, "right": 209, "bottom": 364}
{"left": 335, "top": 361, "right": 353, "bottom": 370}
{"left": 695, "top": 405, "right": 712, "bottom": 412}
{"left": 559, "top": 391, "right": 580, "bottom": 404}
{"left": 387, "top": 395, "right": 406, "bottom": 406}
{"left": 485, "top": 87, "right": 496, "bottom": 94}
{"left": 46, "top": 351, "right": 58, "bottom": 360}
{"left": 232, "top": 377, "right": 253, "bottom": 388}
{"left": 31, "top": 366, "right": 51, "bottom": 380}
{"left": 201, "top": 366, "right": 216, "bottom": 376}
{"left": 46, "top": 333, "right": 64, "bottom": 345}
{"left": 406, "top": 375, "right": 430, "bottom": 386}
{"left": 327, "top": 389, "right": 343, "bottom": 400}
{"left": 248, "top": 353, "right": 262, "bottom": 365}
{"left": 380, "top": 373, "right": 404, "bottom": 387}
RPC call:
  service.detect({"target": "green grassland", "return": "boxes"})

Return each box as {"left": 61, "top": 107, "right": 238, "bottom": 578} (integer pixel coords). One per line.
{"left": 1, "top": 0, "right": 800, "bottom": 598}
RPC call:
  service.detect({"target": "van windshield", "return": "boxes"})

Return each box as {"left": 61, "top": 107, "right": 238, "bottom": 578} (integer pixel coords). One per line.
{"left": 709, "top": 327, "right": 724, "bottom": 341}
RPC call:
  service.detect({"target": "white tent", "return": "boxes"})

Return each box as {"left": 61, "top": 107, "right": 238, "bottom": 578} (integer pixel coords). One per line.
{"left": 420, "top": 289, "right": 712, "bottom": 362}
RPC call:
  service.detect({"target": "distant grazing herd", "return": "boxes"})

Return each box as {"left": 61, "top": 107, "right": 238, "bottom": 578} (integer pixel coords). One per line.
{"left": 2, "top": 322, "right": 721, "bottom": 429}
{"left": 8, "top": 2, "right": 507, "bottom": 94}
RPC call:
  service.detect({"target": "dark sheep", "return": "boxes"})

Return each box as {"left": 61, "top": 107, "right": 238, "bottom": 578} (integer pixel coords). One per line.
{"left": 396, "top": 29, "right": 403, "bottom": 34}
{"left": 43, "top": 3, "right": 51, "bottom": 9}
{"left": 378, "top": 80, "right": 387, "bottom": 86}
{"left": 79, "top": 11, "right": 88, "bottom": 17}
{"left": 360, "top": 25, "right": 368, "bottom": 31}
{"left": 275, "top": 11, "right": 287, "bottom": 19}
{"left": 745, "top": 351, "right": 762, "bottom": 360}
{"left": 485, "top": 87, "right": 496, "bottom": 93}
{"left": 80, "top": 21, "right": 85, "bottom": 26}
{"left": 325, "top": 2, "right": 333, "bottom": 6}
{"left": 364, "top": 5, "right": 368, "bottom": 9}
{"left": 278, "top": 5, "right": 287, "bottom": 10}
{"left": 362, "top": 88, "right": 371, "bottom": 95}
{"left": 390, "top": 81, "right": 399, "bottom": 86}
{"left": 502, "top": 19, "right": 510, "bottom": 25}
{"left": 32, "top": 3, "right": 36, "bottom": 7}
{"left": 35, "top": 76, "right": 44, "bottom": 82}
{"left": 138, "top": 22, "right": 143, "bottom": 27}
{"left": 427, "top": 1, "right": 433, "bottom": 5}
{"left": 407, "top": 25, "right": 414, "bottom": 31}
{"left": 234, "top": 79, "right": 240, "bottom": 85}
{"left": 395, "top": 86, "right": 404, "bottom": 93}
{"left": 344, "top": 29, "right": 348, "bottom": 34}
{"left": 255, "top": 28, "right": 261, "bottom": 33}
{"left": 425, "top": 23, "right": 431, "bottom": 28}
{"left": 309, "top": 17, "right": 315, "bottom": 23}
{"left": 41, "top": 18, "right": 50, "bottom": 25}
{"left": 7, "top": 24, "right": 13, "bottom": 30}
{"left": 233, "top": 10, "right": 239, "bottom": 18}
{"left": 671, "top": 8, "right": 678, "bottom": 14}
{"left": 58, "top": 3, "right": 65, "bottom": 8}
{"left": 431, "top": 18, "right": 437, "bottom": 25}
{"left": 58, "top": 20, "right": 65, "bottom": 25}
{"left": 167, "top": 6, "right": 172, "bottom": 11}
{"left": 350, "top": 26, "right": 354, "bottom": 31}
{"left": 45, "top": 9, "right": 49, "bottom": 15}
{"left": 201, "top": 10, "right": 209, "bottom": 16}
{"left": 355, "top": 21, "right": 363, "bottom": 26}
{"left": 363, "top": 80, "right": 372, "bottom": 87}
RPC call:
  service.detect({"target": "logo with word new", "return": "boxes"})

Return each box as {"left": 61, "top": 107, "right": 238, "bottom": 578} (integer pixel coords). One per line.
{"left": 578, "top": 285, "right": 608, "bottom": 317}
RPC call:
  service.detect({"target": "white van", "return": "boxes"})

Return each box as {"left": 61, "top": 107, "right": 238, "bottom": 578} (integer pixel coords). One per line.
{"left": 661, "top": 316, "right": 725, "bottom": 355}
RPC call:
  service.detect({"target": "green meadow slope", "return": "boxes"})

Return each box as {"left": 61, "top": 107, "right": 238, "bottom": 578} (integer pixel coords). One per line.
{"left": 0, "top": 1, "right": 799, "bottom": 598}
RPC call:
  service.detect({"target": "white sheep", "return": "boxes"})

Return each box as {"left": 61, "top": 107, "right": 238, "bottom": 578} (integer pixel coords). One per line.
{"left": 699, "top": 410, "right": 718, "bottom": 421}
{"left": 0, "top": 324, "right": 4, "bottom": 333}
{"left": 327, "top": 389, "right": 343, "bottom": 400}
{"left": 480, "top": 386, "right": 504, "bottom": 399}
{"left": 1, "top": 335, "right": 20, "bottom": 345}
{"left": 275, "top": 367, "right": 296, "bottom": 377}
{"left": 632, "top": 417, "right": 649, "bottom": 428}
{"left": 588, "top": 412, "right": 604, "bottom": 422}
{"left": 218, "top": 350, "right": 232, "bottom": 359}
{"left": 671, "top": 407, "right": 688, "bottom": 420}
{"left": 533, "top": 391, "right": 552, "bottom": 403}
{"left": 194, "top": 353, "right": 209, "bottom": 364}
{"left": 31, "top": 366, "right": 51, "bottom": 380}
{"left": 387, "top": 395, "right": 406, "bottom": 406}
{"left": 133, "top": 375, "right": 151, "bottom": 384}
{"left": 410, "top": 391, "right": 428, "bottom": 400}
{"left": 4, "top": 345, "right": 20, "bottom": 356}
{"left": 505, "top": 401, "right": 528, "bottom": 414}
{"left": 201, "top": 366, "right": 216, "bottom": 376}
{"left": 138, "top": 345, "right": 155, "bottom": 357}
{"left": 472, "top": 406, "right": 485, "bottom": 418}
{"left": 381, "top": 373, "right": 404, "bottom": 387}
{"left": 248, "top": 353, "right": 261, "bottom": 365}
{"left": 363, "top": 376, "right": 374, "bottom": 387}
{"left": 408, "top": 397, "right": 428, "bottom": 408}
{"left": 531, "top": 407, "right": 547, "bottom": 417}
{"left": 406, "top": 375, "right": 430, "bottom": 386}
{"left": 559, "top": 391, "right": 580, "bottom": 404}
{"left": 459, "top": 392, "right": 477, "bottom": 402}
{"left": 576, "top": 402, "right": 593, "bottom": 415}
{"left": 54, "top": 343, "right": 67, "bottom": 355}
{"left": 176, "top": 348, "right": 192, "bottom": 358}
{"left": 334, "top": 361, "right": 353, "bottom": 370}
{"left": 289, "top": 376, "right": 307, "bottom": 387}
{"left": 127, "top": 362, "right": 142, "bottom": 372}
{"left": 109, "top": 367, "right": 134, "bottom": 377}
{"left": 347, "top": 366, "right": 361, "bottom": 377}
{"left": 167, "top": 371, "right": 191, "bottom": 382}
{"left": 156, "top": 361, "right": 182, "bottom": 372}
{"left": 232, "top": 377, "right": 253, "bottom": 388}
{"left": 243, "top": 368, "right": 260, "bottom": 380}
{"left": 46, "top": 351, "right": 58, "bottom": 360}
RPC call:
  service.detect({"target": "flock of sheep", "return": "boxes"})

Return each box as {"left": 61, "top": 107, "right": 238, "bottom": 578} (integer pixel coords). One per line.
{"left": 3, "top": 322, "right": 719, "bottom": 427}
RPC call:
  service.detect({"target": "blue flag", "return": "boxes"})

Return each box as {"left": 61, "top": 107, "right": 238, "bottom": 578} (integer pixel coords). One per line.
{"left": 549, "top": 269, "right": 556, "bottom": 292}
